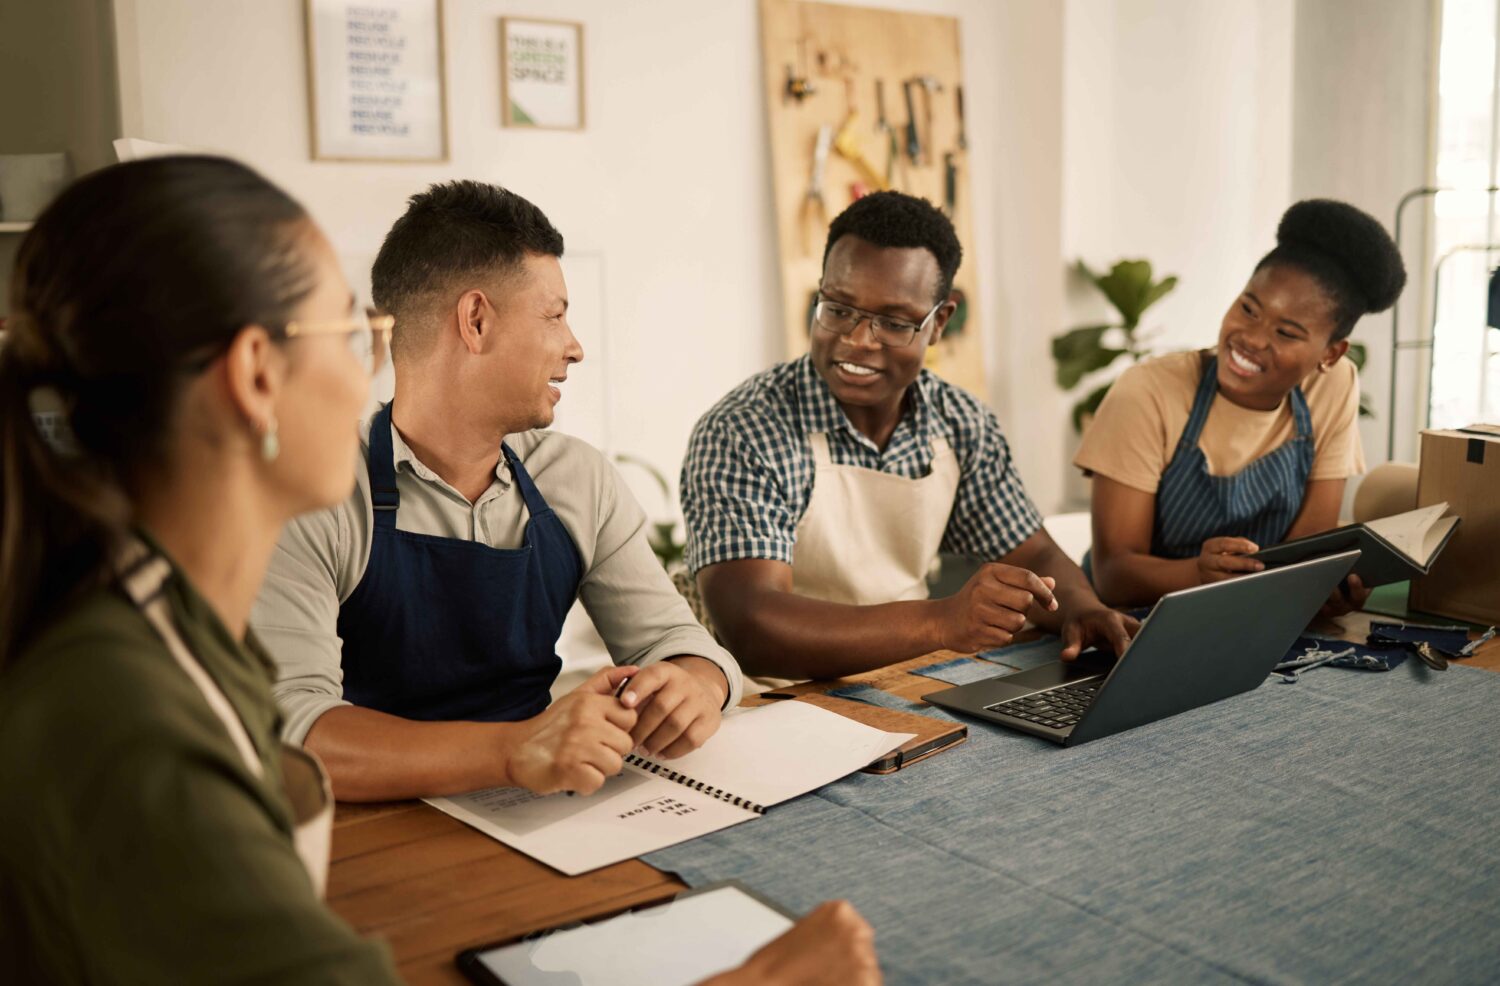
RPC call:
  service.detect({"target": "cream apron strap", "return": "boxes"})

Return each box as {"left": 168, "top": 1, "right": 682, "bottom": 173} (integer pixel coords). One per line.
{"left": 809, "top": 431, "right": 834, "bottom": 468}
{"left": 116, "top": 547, "right": 264, "bottom": 781}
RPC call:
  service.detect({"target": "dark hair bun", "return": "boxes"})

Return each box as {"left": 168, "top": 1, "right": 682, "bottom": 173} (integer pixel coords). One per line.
{"left": 1276, "top": 199, "right": 1406, "bottom": 313}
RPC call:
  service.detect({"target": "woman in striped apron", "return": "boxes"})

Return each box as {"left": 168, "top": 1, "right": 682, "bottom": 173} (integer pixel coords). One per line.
{"left": 1076, "top": 199, "right": 1406, "bottom": 610}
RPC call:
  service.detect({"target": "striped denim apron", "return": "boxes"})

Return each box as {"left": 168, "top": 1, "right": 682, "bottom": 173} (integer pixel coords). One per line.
{"left": 1150, "top": 355, "right": 1314, "bottom": 559}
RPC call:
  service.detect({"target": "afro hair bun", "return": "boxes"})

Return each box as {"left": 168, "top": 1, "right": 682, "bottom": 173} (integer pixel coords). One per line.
{"left": 1275, "top": 199, "right": 1406, "bottom": 314}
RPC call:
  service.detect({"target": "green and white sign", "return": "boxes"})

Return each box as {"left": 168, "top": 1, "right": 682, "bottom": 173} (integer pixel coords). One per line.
{"left": 501, "top": 18, "right": 584, "bottom": 130}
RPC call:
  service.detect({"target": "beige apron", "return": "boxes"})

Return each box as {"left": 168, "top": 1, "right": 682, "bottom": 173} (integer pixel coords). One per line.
{"left": 116, "top": 544, "right": 335, "bottom": 896}
{"left": 750, "top": 431, "right": 960, "bottom": 689}
{"left": 792, "top": 432, "right": 960, "bottom": 604}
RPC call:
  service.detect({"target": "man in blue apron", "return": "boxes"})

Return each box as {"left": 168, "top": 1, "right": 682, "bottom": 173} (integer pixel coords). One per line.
{"left": 680, "top": 192, "right": 1136, "bottom": 682}
{"left": 252, "top": 182, "right": 741, "bottom": 801}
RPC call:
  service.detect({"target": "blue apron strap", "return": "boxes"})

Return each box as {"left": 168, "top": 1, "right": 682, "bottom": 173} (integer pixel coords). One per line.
{"left": 1177, "top": 355, "right": 1220, "bottom": 452}
{"left": 367, "top": 404, "right": 400, "bottom": 530}
{"left": 501, "top": 443, "right": 551, "bottom": 518}
{"left": 1288, "top": 384, "right": 1313, "bottom": 439}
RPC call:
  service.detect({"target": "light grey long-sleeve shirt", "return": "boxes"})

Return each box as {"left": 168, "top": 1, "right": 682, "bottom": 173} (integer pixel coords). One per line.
{"left": 251, "top": 416, "right": 742, "bottom": 744}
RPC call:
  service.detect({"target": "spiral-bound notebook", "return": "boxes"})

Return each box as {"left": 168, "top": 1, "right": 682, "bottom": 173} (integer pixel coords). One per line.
{"left": 425, "top": 702, "right": 913, "bottom": 875}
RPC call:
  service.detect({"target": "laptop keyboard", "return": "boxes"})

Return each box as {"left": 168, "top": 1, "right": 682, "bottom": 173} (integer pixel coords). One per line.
{"left": 984, "top": 681, "right": 1101, "bottom": 731}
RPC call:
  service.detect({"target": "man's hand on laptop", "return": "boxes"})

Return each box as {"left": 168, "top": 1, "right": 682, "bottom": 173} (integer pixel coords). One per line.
{"left": 933, "top": 563, "right": 1059, "bottom": 654}
{"left": 617, "top": 657, "right": 726, "bottom": 760}
{"left": 503, "top": 666, "right": 639, "bottom": 795}
{"left": 1059, "top": 606, "right": 1138, "bottom": 661}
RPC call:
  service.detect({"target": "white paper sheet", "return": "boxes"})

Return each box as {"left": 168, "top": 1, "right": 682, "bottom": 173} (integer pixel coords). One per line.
{"left": 426, "top": 702, "right": 912, "bottom": 875}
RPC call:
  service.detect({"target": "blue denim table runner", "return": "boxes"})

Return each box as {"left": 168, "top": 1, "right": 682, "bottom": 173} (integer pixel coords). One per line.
{"left": 646, "top": 661, "right": 1500, "bottom": 984}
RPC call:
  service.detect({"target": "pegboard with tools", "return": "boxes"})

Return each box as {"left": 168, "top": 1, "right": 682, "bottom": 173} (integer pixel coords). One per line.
{"left": 760, "top": 0, "right": 983, "bottom": 399}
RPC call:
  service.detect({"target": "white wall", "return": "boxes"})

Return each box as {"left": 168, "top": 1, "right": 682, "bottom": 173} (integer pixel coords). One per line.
{"left": 1058, "top": 0, "right": 1296, "bottom": 505}
{"left": 1061, "top": 0, "right": 1295, "bottom": 494}
{"left": 1057, "top": 0, "right": 1437, "bottom": 502}
{"left": 1065, "top": 0, "right": 1293, "bottom": 350}
{"left": 109, "top": 0, "right": 1069, "bottom": 513}
{"left": 1292, "top": 0, "right": 1438, "bottom": 465}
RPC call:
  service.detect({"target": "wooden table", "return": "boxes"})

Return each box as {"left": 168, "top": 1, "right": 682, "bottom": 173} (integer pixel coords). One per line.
{"left": 328, "top": 611, "right": 1498, "bottom": 984}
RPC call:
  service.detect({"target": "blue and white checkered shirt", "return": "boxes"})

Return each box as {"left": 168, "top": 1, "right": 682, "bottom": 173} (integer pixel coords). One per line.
{"left": 682, "top": 355, "right": 1043, "bottom": 575}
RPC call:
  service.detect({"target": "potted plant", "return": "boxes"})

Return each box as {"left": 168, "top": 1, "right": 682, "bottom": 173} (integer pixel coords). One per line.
{"left": 613, "top": 453, "right": 685, "bottom": 571}
{"left": 1052, "top": 259, "right": 1177, "bottom": 433}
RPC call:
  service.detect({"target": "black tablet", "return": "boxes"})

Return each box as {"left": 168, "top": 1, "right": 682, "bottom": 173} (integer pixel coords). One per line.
{"left": 455, "top": 881, "right": 797, "bottom": 986}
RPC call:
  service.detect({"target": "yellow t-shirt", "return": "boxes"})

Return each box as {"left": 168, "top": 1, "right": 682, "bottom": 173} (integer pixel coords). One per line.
{"left": 1074, "top": 349, "right": 1365, "bottom": 494}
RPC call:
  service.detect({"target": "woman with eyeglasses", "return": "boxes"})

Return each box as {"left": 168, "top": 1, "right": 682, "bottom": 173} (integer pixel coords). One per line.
{"left": 1075, "top": 199, "right": 1406, "bottom": 611}
{"left": 0, "top": 157, "right": 878, "bottom": 985}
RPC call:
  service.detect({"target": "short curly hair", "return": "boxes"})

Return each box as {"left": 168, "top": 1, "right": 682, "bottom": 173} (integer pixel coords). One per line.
{"left": 372, "top": 180, "right": 563, "bottom": 359}
{"left": 1255, "top": 199, "right": 1406, "bottom": 341}
{"left": 822, "top": 191, "right": 963, "bottom": 303}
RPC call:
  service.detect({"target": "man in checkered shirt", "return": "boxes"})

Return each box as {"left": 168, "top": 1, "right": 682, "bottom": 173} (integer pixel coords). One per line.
{"left": 681, "top": 192, "right": 1136, "bottom": 680}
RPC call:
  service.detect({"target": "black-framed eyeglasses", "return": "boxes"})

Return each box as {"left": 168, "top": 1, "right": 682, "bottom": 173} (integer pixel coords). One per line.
{"left": 283, "top": 306, "right": 395, "bottom": 376}
{"left": 810, "top": 292, "right": 943, "bottom": 348}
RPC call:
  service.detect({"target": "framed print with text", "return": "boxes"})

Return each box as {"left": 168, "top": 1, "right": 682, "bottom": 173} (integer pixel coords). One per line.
{"left": 305, "top": 0, "right": 449, "bottom": 162}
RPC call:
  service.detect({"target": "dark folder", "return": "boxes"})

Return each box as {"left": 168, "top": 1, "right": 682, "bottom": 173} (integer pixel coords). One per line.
{"left": 1252, "top": 505, "right": 1460, "bottom": 586}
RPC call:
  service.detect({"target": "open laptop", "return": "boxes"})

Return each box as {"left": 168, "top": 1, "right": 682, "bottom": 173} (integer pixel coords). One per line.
{"left": 924, "top": 550, "right": 1359, "bottom": 746}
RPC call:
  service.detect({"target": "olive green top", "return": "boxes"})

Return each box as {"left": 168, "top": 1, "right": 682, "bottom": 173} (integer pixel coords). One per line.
{"left": 0, "top": 550, "right": 401, "bottom": 984}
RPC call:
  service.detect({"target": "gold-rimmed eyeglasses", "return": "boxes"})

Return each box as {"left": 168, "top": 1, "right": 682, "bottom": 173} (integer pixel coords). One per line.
{"left": 283, "top": 306, "right": 394, "bottom": 376}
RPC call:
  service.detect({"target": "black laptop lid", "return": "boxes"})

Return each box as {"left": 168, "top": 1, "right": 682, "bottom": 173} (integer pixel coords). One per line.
{"left": 1068, "top": 550, "right": 1359, "bottom": 744}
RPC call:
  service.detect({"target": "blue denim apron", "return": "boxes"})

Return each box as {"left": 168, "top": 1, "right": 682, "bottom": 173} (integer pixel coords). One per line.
{"left": 335, "top": 404, "right": 582, "bottom": 722}
{"left": 1150, "top": 355, "right": 1314, "bottom": 559}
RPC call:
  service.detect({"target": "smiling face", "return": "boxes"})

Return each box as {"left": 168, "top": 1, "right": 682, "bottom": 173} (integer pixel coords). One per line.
{"left": 1216, "top": 263, "right": 1348, "bottom": 411}
{"left": 809, "top": 236, "right": 952, "bottom": 424}
{"left": 478, "top": 252, "right": 582, "bottom": 433}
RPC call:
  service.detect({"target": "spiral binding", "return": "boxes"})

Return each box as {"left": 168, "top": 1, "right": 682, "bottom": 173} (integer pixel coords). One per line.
{"left": 624, "top": 753, "right": 767, "bottom": 815}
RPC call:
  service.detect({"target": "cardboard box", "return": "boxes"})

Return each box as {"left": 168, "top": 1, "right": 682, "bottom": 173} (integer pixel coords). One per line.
{"left": 1411, "top": 427, "right": 1500, "bottom": 625}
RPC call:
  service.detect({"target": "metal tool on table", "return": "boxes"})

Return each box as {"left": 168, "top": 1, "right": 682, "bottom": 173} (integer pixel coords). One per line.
{"left": 915, "top": 75, "right": 944, "bottom": 167}
{"left": 901, "top": 79, "right": 921, "bottom": 164}
{"left": 875, "top": 79, "right": 898, "bottom": 185}
{"left": 801, "top": 124, "right": 834, "bottom": 254}
{"left": 1273, "top": 645, "right": 1357, "bottom": 683}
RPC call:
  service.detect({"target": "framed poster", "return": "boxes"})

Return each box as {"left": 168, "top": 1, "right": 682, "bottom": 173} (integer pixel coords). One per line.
{"left": 500, "top": 18, "right": 585, "bottom": 130}
{"left": 305, "top": 0, "right": 449, "bottom": 162}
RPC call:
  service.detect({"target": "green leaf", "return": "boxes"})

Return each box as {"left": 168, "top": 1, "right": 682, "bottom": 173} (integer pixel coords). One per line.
{"left": 1051, "top": 324, "right": 1111, "bottom": 362}
{"left": 1071, "top": 381, "right": 1114, "bottom": 434}
{"left": 1092, "top": 260, "right": 1154, "bottom": 328}
{"left": 1139, "top": 275, "right": 1179, "bottom": 315}
{"left": 1076, "top": 259, "right": 1179, "bottom": 330}
{"left": 1343, "top": 343, "right": 1373, "bottom": 417}
{"left": 646, "top": 520, "right": 685, "bottom": 569}
{"left": 1051, "top": 324, "right": 1125, "bottom": 390}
